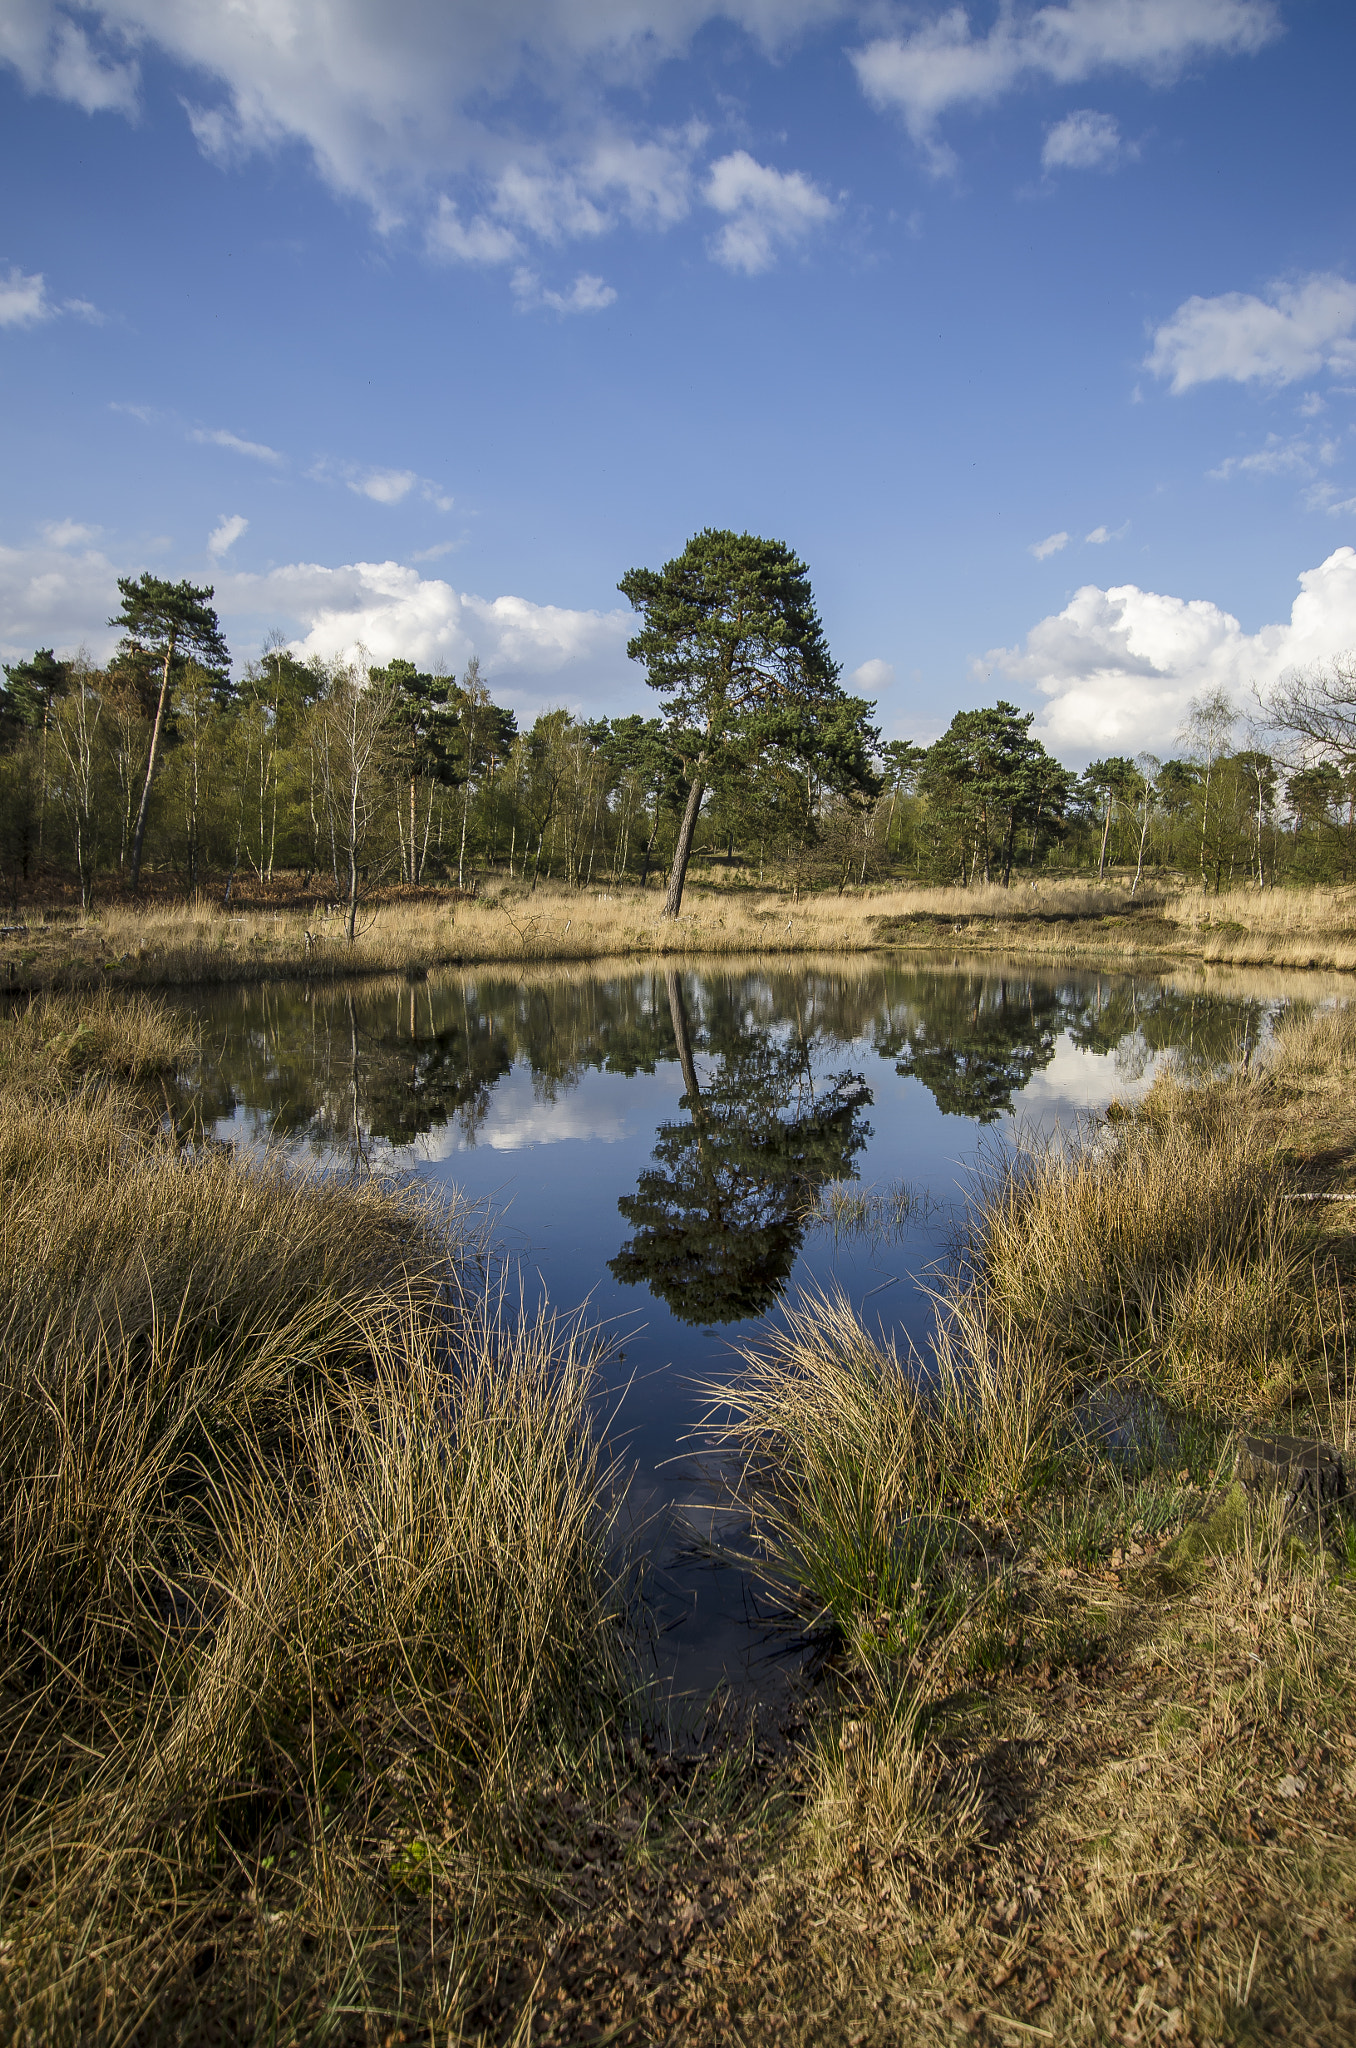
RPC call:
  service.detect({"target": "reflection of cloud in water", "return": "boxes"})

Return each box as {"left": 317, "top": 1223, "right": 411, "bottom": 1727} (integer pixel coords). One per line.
{"left": 410, "top": 1067, "right": 637, "bottom": 1157}
{"left": 1001, "top": 1033, "right": 1165, "bottom": 1130}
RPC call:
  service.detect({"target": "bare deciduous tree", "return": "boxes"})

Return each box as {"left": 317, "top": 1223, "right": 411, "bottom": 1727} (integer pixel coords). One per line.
{"left": 1264, "top": 652, "right": 1356, "bottom": 757}
{"left": 320, "top": 650, "right": 398, "bottom": 941}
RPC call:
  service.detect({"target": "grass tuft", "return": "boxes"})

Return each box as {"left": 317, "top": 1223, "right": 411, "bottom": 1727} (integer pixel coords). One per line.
{"left": 0, "top": 996, "right": 625, "bottom": 2044}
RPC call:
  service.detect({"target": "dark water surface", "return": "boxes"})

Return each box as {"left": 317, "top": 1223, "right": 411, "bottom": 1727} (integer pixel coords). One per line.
{"left": 177, "top": 953, "right": 1341, "bottom": 1703}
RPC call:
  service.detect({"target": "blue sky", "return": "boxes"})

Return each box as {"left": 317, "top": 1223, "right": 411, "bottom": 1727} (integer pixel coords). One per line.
{"left": 3, "top": 0, "right": 1355, "bottom": 760}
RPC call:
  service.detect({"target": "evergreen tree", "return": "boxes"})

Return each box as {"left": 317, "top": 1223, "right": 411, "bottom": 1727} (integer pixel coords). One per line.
{"left": 618, "top": 529, "right": 877, "bottom": 916}
{"left": 109, "top": 575, "right": 230, "bottom": 890}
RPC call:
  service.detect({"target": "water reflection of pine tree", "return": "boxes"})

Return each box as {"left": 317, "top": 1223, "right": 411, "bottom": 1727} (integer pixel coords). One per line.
{"left": 872, "top": 971, "right": 1066, "bottom": 1121}
{"left": 609, "top": 969, "right": 872, "bottom": 1325}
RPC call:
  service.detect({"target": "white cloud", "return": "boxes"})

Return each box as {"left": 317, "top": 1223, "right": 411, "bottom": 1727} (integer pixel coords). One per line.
{"left": 704, "top": 150, "right": 835, "bottom": 274}
{"left": 341, "top": 466, "right": 455, "bottom": 508}
{"left": 849, "top": 657, "right": 894, "bottom": 694}
{"left": 1029, "top": 530, "right": 1069, "bottom": 560}
{"left": 492, "top": 163, "right": 608, "bottom": 243}
{"left": 1085, "top": 525, "right": 1110, "bottom": 544}
{"left": 1147, "top": 273, "right": 1356, "bottom": 393}
{"left": 990, "top": 546, "right": 1356, "bottom": 753}
{"left": 191, "top": 425, "right": 283, "bottom": 463}
{"left": 216, "top": 556, "right": 636, "bottom": 717}
{"left": 1041, "top": 107, "right": 1128, "bottom": 172}
{"left": 3, "top": 4, "right": 832, "bottom": 221}
{"left": 0, "top": 266, "right": 52, "bottom": 326}
{"left": 427, "top": 197, "right": 522, "bottom": 266}
{"left": 1208, "top": 431, "right": 1342, "bottom": 482}
{"left": 207, "top": 513, "right": 248, "bottom": 557}
{"left": 350, "top": 468, "right": 417, "bottom": 505}
{"left": 42, "top": 519, "right": 101, "bottom": 547}
{"left": 0, "top": 265, "right": 104, "bottom": 327}
{"left": 511, "top": 267, "right": 617, "bottom": 314}
{"left": 0, "top": 533, "right": 122, "bottom": 665}
{"left": 851, "top": 1, "right": 1276, "bottom": 172}
{"left": 0, "top": 6, "right": 139, "bottom": 116}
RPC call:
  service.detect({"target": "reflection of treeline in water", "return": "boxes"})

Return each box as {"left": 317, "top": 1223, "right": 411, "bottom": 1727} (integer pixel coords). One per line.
{"left": 188, "top": 963, "right": 1283, "bottom": 1151}
{"left": 185, "top": 965, "right": 1288, "bottom": 1326}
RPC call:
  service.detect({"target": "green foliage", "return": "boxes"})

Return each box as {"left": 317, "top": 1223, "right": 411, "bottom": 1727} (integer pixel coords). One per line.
{"left": 110, "top": 572, "right": 231, "bottom": 684}
{"left": 917, "top": 701, "right": 1070, "bottom": 884}
{"left": 4, "top": 541, "right": 1356, "bottom": 901}
{"left": 609, "top": 970, "right": 871, "bottom": 1322}
{"left": 619, "top": 528, "right": 880, "bottom": 909}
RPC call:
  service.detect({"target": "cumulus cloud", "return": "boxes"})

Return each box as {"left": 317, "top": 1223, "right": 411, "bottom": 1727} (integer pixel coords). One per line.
{"left": 0, "top": 532, "right": 122, "bottom": 664}
{"left": 191, "top": 425, "right": 283, "bottom": 463}
{"left": 217, "top": 556, "right": 636, "bottom": 718}
{"left": 990, "top": 547, "right": 1356, "bottom": 753}
{"left": 1029, "top": 530, "right": 1069, "bottom": 560}
{"left": 851, "top": 0, "right": 1275, "bottom": 173}
{"left": 704, "top": 150, "right": 835, "bottom": 274}
{"left": 1041, "top": 108, "right": 1129, "bottom": 172}
{"left": 207, "top": 513, "right": 248, "bottom": 557}
{"left": 849, "top": 657, "right": 894, "bottom": 694}
{"left": 1147, "top": 273, "right": 1356, "bottom": 393}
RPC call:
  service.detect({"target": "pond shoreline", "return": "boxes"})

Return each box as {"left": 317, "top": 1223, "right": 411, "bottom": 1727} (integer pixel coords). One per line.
{"left": 7, "top": 876, "right": 1356, "bottom": 995}
{"left": 3, "top": 984, "right": 1356, "bottom": 2044}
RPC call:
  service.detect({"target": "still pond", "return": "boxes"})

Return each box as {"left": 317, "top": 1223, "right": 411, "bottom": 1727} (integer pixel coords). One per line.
{"left": 177, "top": 954, "right": 1342, "bottom": 1702}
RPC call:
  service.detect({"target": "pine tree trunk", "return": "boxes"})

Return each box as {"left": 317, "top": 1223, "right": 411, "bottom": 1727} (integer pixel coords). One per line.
{"left": 129, "top": 639, "right": 176, "bottom": 892}
{"left": 663, "top": 775, "right": 705, "bottom": 918}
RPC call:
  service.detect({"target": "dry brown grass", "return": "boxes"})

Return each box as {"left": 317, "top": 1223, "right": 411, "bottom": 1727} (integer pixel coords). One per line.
{"left": 0, "top": 996, "right": 630, "bottom": 2045}
{"left": 9, "top": 872, "right": 1356, "bottom": 992}
{"left": 6, "top": 986, "right": 1356, "bottom": 2045}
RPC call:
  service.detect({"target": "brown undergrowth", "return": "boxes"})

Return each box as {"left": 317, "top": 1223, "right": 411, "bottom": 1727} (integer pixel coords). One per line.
{"left": 0, "top": 994, "right": 630, "bottom": 2045}
{"left": 9, "top": 875, "right": 1356, "bottom": 994}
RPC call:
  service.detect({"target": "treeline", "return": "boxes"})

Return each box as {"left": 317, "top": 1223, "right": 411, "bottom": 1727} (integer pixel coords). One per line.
{"left": 3, "top": 566, "right": 1355, "bottom": 911}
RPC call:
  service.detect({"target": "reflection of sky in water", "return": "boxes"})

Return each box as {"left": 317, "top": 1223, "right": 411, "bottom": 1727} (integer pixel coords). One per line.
{"left": 187, "top": 959, "right": 1342, "bottom": 1698}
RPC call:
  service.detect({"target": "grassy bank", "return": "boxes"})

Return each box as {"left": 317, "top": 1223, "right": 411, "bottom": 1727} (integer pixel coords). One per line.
{"left": 0, "top": 995, "right": 632, "bottom": 2044}
{"left": 667, "top": 1004, "right": 1356, "bottom": 2045}
{"left": 8, "top": 876, "right": 1356, "bottom": 993}
{"left": 5, "top": 991, "right": 1356, "bottom": 2044}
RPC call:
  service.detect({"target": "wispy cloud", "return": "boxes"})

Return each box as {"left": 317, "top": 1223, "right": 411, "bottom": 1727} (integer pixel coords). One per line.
{"left": 1042, "top": 109, "right": 1134, "bottom": 173}
{"left": 852, "top": 1, "right": 1277, "bottom": 175}
{"left": 192, "top": 426, "right": 284, "bottom": 464}
{"left": 0, "top": 266, "right": 103, "bottom": 327}
{"left": 511, "top": 269, "right": 617, "bottom": 314}
{"left": 340, "top": 466, "right": 454, "bottom": 510}
{"left": 1029, "top": 531, "right": 1070, "bottom": 561}
{"left": 42, "top": 519, "right": 102, "bottom": 548}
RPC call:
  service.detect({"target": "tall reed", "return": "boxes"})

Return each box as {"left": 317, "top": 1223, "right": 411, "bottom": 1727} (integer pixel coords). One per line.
{"left": 0, "top": 996, "right": 624, "bottom": 2043}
